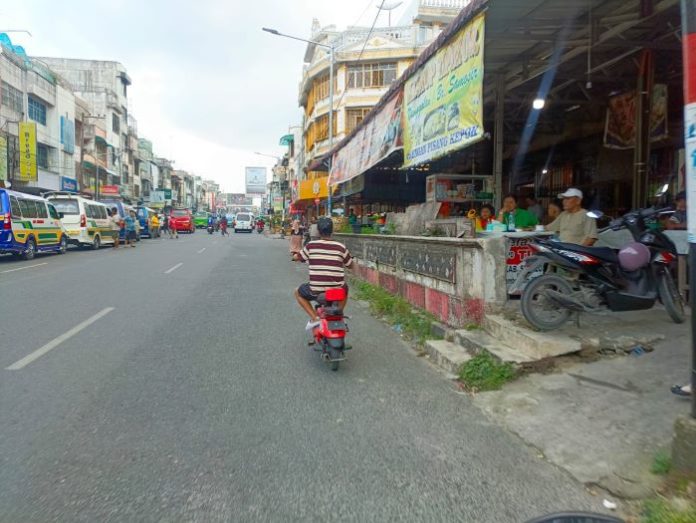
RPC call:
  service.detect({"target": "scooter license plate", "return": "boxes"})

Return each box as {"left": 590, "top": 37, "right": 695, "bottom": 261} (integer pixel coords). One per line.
{"left": 327, "top": 321, "right": 346, "bottom": 331}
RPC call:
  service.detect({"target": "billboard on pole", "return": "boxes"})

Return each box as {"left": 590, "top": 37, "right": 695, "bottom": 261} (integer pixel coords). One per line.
{"left": 245, "top": 167, "right": 267, "bottom": 194}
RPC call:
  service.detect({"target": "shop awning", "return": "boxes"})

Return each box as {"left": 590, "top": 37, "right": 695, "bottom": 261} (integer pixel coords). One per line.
{"left": 296, "top": 176, "right": 331, "bottom": 202}
{"left": 279, "top": 134, "right": 294, "bottom": 146}
{"left": 307, "top": 154, "right": 330, "bottom": 172}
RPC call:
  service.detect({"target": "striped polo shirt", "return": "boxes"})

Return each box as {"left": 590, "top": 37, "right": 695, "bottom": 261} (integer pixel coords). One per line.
{"left": 299, "top": 239, "right": 354, "bottom": 293}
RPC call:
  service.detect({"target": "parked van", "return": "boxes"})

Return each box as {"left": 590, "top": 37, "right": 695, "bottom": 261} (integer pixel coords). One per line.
{"left": 136, "top": 206, "right": 158, "bottom": 238}
{"left": 46, "top": 192, "right": 114, "bottom": 250}
{"left": 0, "top": 188, "right": 68, "bottom": 260}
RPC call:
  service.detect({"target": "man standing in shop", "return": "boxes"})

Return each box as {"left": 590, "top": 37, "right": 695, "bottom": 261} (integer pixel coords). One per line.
{"left": 547, "top": 188, "right": 598, "bottom": 246}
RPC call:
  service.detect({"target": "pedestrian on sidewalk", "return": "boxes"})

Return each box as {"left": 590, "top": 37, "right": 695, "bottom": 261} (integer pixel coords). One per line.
{"left": 124, "top": 210, "right": 137, "bottom": 248}
{"left": 109, "top": 208, "right": 121, "bottom": 248}
{"left": 168, "top": 215, "right": 179, "bottom": 239}
{"left": 289, "top": 218, "right": 303, "bottom": 258}
{"left": 150, "top": 213, "right": 160, "bottom": 238}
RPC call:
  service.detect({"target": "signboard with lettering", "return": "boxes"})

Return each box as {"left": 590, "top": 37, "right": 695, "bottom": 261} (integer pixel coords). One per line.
{"left": 0, "top": 136, "right": 7, "bottom": 181}
{"left": 60, "top": 176, "right": 78, "bottom": 192}
{"left": 245, "top": 166, "right": 267, "bottom": 194}
{"left": 403, "top": 13, "right": 485, "bottom": 167}
{"left": 19, "top": 121, "right": 38, "bottom": 181}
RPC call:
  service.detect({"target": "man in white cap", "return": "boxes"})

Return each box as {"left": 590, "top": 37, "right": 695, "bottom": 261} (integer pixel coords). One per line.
{"left": 547, "top": 188, "right": 598, "bottom": 246}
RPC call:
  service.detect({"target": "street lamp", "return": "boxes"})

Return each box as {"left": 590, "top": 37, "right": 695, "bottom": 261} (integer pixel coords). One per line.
{"left": 254, "top": 151, "right": 281, "bottom": 161}
{"left": 262, "top": 26, "right": 335, "bottom": 216}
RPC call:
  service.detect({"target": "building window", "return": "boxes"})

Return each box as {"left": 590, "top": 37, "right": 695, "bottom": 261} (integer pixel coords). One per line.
{"left": 28, "top": 97, "right": 47, "bottom": 125}
{"left": 306, "top": 112, "right": 337, "bottom": 152}
{"left": 112, "top": 113, "right": 120, "bottom": 133}
{"left": 37, "top": 144, "right": 49, "bottom": 169}
{"left": 1, "top": 82, "right": 23, "bottom": 113}
{"left": 347, "top": 63, "right": 397, "bottom": 89}
{"left": 346, "top": 107, "right": 372, "bottom": 133}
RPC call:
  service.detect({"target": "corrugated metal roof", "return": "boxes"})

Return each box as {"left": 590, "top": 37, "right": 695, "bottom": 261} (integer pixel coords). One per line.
{"left": 327, "top": 0, "right": 682, "bottom": 160}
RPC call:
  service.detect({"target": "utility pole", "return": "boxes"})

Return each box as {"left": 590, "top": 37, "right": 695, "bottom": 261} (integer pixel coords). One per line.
{"left": 682, "top": 0, "right": 696, "bottom": 418}
{"left": 81, "top": 114, "right": 105, "bottom": 199}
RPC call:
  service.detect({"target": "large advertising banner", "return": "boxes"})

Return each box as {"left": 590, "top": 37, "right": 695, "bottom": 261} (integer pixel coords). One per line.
{"left": 0, "top": 136, "right": 7, "bottom": 181}
{"left": 403, "top": 13, "right": 485, "bottom": 167}
{"left": 19, "top": 121, "right": 38, "bottom": 181}
{"left": 245, "top": 166, "right": 267, "bottom": 194}
{"left": 330, "top": 90, "right": 403, "bottom": 186}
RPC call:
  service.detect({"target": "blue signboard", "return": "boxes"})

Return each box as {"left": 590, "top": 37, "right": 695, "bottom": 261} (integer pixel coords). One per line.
{"left": 60, "top": 116, "right": 75, "bottom": 154}
{"left": 60, "top": 176, "right": 78, "bottom": 192}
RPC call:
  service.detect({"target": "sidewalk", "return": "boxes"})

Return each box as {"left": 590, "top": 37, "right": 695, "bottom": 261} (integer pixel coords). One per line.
{"left": 470, "top": 307, "right": 691, "bottom": 499}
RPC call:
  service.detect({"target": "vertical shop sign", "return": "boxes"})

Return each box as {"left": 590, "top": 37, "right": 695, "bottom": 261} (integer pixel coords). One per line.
{"left": 19, "top": 121, "right": 38, "bottom": 181}
{"left": 0, "top": 136, "right": 7, "bottom": 181}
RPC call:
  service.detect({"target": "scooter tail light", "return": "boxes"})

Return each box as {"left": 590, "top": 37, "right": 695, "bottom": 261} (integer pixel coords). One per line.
{"left": 655, "top": 251, "right": 675, "bottom": 264}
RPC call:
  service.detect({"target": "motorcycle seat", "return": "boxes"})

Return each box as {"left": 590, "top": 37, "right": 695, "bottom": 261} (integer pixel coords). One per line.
{"left": 552, "top": 241, "right": 618, "bottom": 263}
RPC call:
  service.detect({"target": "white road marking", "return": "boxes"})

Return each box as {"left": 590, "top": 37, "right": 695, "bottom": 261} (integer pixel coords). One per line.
{"left": 197, "top": 248, "right": 206, "bottom": 254}
{"left": 0, "top": 263, "right": 48, "bottom": 274}
{"left": 6, "top": 307, "right": 115, "bottom": 370}
{"left": 164, "top": 262, "right": 183, "bottom": 274}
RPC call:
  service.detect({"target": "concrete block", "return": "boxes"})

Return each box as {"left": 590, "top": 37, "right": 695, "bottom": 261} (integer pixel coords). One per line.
{"left": 484, "top": 314, "right": 582, "bottom": 360}
{"left": 423, "top": 340, "right": 472, "bottom": 375}
{"left": 455, "top": 328, "right": 536, "bottom": 364}
{"left": 673, "top": 415, "right": 696, "bottom": 473}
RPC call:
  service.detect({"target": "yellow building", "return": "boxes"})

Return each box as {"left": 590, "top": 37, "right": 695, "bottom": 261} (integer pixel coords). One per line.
{"left": 296, "top": 1, "right": 467, "bottom": 194}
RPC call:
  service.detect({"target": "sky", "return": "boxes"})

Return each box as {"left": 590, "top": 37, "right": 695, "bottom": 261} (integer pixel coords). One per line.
{"left": 5, "top": 0, "right": 416, "bottom": 192}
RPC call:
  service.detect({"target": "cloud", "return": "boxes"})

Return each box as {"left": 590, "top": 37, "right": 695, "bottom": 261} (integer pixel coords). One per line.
{"left": 6, "top": 0, "right": 414, "bottom": 188}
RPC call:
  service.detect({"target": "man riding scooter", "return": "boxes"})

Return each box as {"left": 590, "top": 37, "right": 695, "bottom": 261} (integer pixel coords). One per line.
{"left": 293, "top": 217, "right": 355, "bottom": 330}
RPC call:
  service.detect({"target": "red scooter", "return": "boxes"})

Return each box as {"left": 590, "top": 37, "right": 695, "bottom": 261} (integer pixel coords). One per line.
{"left": 308, "top": 287, "right": 350, "bottom": 371}
{"left": 256, "top": 220, "right": 265, "bottom": 234}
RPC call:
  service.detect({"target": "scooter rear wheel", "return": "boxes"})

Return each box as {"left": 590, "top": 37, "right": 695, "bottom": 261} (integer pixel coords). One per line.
{"left": 521, "top": 274, "right": 574, "bottom": 331}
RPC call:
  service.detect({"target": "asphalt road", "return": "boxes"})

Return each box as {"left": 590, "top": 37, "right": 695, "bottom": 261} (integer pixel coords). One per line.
{"left": 0, "top": 230, "right": 603, "bottom": 522}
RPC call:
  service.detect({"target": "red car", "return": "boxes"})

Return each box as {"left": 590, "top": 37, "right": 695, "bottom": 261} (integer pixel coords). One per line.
{"left": 169, "top": 209, "right": 195, "bottom": 233}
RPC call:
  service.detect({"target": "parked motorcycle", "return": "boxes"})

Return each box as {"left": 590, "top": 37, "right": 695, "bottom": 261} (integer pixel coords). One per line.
{"left": 308, "top": 287, "right": 350, "bottom": 371}
{"left": 513, "top": 206, "right": 685, "bottom": 331}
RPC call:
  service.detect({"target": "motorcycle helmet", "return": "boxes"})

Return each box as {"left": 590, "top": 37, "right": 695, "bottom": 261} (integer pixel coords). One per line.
{"left": 618, "top": 242, "right": 651, "bottom": 271}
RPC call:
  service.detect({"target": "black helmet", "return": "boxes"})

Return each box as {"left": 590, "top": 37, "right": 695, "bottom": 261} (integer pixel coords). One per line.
{"left": 317, "top": 216, "right": 333, "bottom": 236}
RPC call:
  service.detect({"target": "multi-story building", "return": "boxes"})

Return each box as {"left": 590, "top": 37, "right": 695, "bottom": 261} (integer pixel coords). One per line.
{"left": 38, "top": 58, "right": 132, "bottom": 197}
{"left": 0, "top": 40, "right": 79, "bottom": 192}
{"left": 137, "top": 138, "right": 155, "bottom": 201}
{"left": 297, "top": 1, "right": 466, "bottom": 184}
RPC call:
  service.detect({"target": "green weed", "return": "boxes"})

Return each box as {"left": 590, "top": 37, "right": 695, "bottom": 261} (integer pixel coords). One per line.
{"left": 353, "top": 280, "right": 438, "bottom": 344}
{"left": 641, "top": 498, "right": 696, "bottom": 523}
{"left": 652, "top": 449, "right": 673, "bottom": 475}
{"left": 458, "top": 352, "right": 515, "bottom": 391}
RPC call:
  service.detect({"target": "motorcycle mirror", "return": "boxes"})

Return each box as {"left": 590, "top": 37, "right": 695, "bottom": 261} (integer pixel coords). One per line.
{"left": 587, "top": 210, "right": 603, "bottom": 219}
{"left": 656, "top": 184, "right": 669, "bottom": 197}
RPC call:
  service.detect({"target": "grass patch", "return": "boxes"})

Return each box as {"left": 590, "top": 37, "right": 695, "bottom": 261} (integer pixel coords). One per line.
{"left": 458, "top": 352, "right": 516, "bottom": 392}
{"left": 641, "top": 498, "right": 696, "bottom": 523}
{"left": 652, "top": 449, "right": 673, "bottom": 475}
{"left": 353, "top": 280, "right": 440, "bottom": 344}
